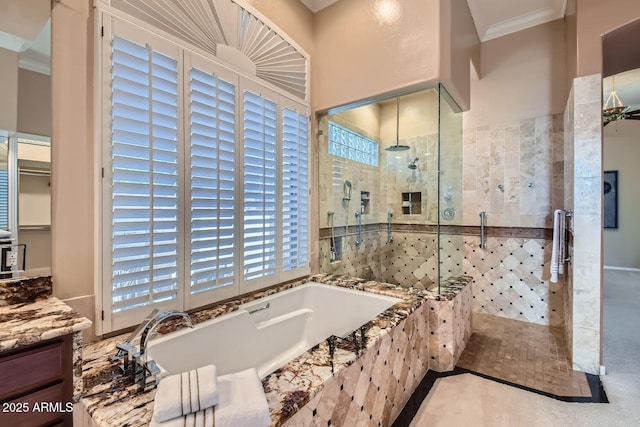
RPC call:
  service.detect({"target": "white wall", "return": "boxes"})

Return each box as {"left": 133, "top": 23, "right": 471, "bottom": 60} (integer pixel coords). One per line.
{"left": 603, "top": 120, "right": 640, "bottom": 269}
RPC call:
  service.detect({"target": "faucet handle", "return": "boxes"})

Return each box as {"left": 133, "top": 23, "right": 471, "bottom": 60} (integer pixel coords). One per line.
{"left": 145, "top": 360, "right": 161, "bottom": 377}
{"left": 140, "top": 360, "right": 162, "bottom": 390}
{"left": 109, "top": 342, "right": 136, "bottom": 362}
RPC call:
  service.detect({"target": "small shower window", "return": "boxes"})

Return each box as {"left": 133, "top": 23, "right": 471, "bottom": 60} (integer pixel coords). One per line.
{"left": 328, "top": 121, "right": 379, "bottom": 166}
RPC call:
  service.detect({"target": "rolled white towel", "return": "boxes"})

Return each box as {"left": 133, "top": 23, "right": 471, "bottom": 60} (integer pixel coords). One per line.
{"left": 153, "top": 365, "right": 219, "bottom": 423}
{"left": 150, "top": 368, "right": 270, "bottom": 427}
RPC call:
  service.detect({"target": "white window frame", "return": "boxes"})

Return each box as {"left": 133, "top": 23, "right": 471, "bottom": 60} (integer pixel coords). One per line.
{"left": 96, "top": 9, "right": 310, "bottom": 334}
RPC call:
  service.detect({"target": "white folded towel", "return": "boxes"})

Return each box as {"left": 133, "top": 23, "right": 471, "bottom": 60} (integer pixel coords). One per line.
{"left": 550, "top": 209, "right": 563, "bottom": 283}
{"left": 150, "top": 368, "right": 270, "bottom": 427}
{"left": 153, "top": 365, "right": 220, "bottom": 423}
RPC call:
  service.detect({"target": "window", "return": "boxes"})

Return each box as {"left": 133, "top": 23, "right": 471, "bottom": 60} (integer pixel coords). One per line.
{"left": 101, "top": 15, "right": 309, "bottom": 332}
{"left": 109, "top": 35, "right": 180, "bottom": 315}
{"left": 188, "top": 66, "right": 237, "bottom": 295}
{"left": 242, "top": 90, "right": 277, "bottom": 281}
{"left": 328, "top": 121, "right": 379, "bottom": 166}
{"left": 282, "top": 108, "right": 309, "bottom": 272}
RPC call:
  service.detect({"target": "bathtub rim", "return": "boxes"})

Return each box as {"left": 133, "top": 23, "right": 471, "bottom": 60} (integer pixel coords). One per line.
{"left": 145, "top": 281, "right": 404, "bottom": 377}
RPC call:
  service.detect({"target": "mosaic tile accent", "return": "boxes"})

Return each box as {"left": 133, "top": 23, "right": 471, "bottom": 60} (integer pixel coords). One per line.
{"left": 458, "top": 313, "right": 591, "bottom": 397}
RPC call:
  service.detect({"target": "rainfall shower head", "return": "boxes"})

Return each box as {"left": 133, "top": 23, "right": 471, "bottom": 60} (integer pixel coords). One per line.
{"left": 385, "top": 96, "right": 410, "bottom": 152}
{"left": 386, "top": 144, "right": 410, "bottom": 152}
{"left": 408, "top": 158, "right": 419, "bottom": 170}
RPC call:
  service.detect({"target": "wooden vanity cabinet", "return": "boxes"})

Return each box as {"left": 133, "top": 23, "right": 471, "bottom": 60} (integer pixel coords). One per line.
{"left": 0, "top": 335, "right": 73, "bottom": 427}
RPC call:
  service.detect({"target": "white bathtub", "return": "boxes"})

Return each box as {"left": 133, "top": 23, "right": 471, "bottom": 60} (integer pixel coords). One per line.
{"left": 146, "top": 282, "right": 400, "bottom": 377}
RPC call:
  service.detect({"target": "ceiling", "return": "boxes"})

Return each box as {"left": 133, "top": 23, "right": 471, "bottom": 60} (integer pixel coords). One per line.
{"left": 2, "top": 0, "right": 637, "bottom": 106}
{"left": 0, "top": 0, "right": 50, "bottom": 74}
{"left": 466, "top": 0, "right": 566, "bottom": 41}
{"left": 604, "top": 69, "right": 640, "bottom": 109}
{"left": 300, "top": 0, "right": 567, "bottom": 42}
{"left": 299, "top": 0, "right": 339, "bottom": 13}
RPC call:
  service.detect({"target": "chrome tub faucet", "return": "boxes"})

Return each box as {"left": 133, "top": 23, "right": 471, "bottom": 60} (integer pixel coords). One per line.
{"left": 110, "top": 309, "right": 194, "bottom": 390}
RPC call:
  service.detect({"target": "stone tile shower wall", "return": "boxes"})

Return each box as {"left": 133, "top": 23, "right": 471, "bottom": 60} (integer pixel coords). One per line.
{"left": 462, "top": 114, "right": 565, "bottom": 228}
{"left": 564, "top": 74, "right": 602, "bottom": 375}
{"left": 464, "top": 235, "right": 564, "bottom": 327}
{"left": 319, "top": 230, "right": 464, "bottom": 290}
{"left": 319, "top": 231, "right": 563, "bottom": 327}
{"left": 319, "top": 110, "right": 566, "bottom": 331}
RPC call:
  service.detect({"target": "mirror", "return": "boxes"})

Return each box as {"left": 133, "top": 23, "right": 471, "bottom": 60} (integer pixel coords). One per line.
{"left": 0, "top": 0, "right": 51, "bottom": 277}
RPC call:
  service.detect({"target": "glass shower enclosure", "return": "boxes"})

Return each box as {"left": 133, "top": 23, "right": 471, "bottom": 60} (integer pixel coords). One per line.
{"left": 318, "top": 84, "right": 463, "bottom": 294}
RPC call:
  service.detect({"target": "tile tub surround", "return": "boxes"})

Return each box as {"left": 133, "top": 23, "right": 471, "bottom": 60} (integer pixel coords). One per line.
{"left": 0, "top": 275, "right": 53, "bottom": 306}
{"left": 79, "top": 274, "right": 472, "bottom": 427}
{"left": 0, "top": 297, "right": 93, "bottom": 401}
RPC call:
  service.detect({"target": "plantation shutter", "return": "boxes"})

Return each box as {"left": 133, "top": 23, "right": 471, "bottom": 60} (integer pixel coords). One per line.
{"left": 101, "top": 12, "right": 311, "bottom": 333}
{"left": 109, "top": 34, "right": 180, "bottom": 315}
{"left": 242, "top": 89, "right": 277, "bottom": 281}
{"left": 281, "top": 107, "right": 309, "bottom": 273}
{"left": 187, "top": 62, "right": 237, "bottom": 298}
{"left": 0, "top": 137, "right": 8, "bottom": 229}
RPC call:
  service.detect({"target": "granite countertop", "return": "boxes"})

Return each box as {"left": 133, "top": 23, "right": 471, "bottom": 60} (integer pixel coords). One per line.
{"left": 0, "top": 297, "right": 93, "bottom": 352}
{"left": 80, "top": 274, "right": 471, "bottom": 427}
{"left": 0, "top": 275, "right": 53, "bottom": 306}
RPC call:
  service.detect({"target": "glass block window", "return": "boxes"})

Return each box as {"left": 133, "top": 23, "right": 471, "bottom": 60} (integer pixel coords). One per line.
{"left": 328, "top": 121, "right": 378, "bottom": 166}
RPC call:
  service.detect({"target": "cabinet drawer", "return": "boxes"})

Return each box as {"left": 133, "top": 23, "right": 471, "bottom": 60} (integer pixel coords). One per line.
{"left": 0, "top": 341, "right": 63, "bottom": 400}
{"left": 0, "top": 382, "right": 69, "bottom": 427}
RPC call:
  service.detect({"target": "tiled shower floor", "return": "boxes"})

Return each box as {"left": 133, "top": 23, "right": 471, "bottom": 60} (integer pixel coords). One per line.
{"left": 456, "top": 312, "right": 592, "bottom": 397}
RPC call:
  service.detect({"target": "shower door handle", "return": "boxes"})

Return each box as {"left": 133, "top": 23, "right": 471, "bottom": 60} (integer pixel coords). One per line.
{"left": 479, "top": 211, "right": 487, "bottom": 249}
{"left": 387, "top": 211, "right": 393, "bottom": 243}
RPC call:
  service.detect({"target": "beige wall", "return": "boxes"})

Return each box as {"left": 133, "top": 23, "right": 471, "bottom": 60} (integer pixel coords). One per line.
{"left": 17, "top": 69, "right": 51, "bottom": 137}
{"left": 463, "top": 20, "right": 567, "bottom": 130}
{"left": 439, "top": 0, "right": 479, "bottom": 112}
{"left": 19, "top": 229, "right": 51, "bottom": 271}
{"left": 51, "top": 0, "right": 316, "bottom": 337}
{"left": 603, "top": 121, "right": 640, "bottom": 269}
{"left": 576, "top": 0, "right": 640, "bottom": 76}
{"left": 51, "top": 0, "right": 94, "bottom": 304}
{"left": 565, "top": 0, "right": 577, "bottom": 87}
{"left": 313, "top": 0, "right": 441, "bottom": 112}
{"left": 248, "top": 0, "right": 314, "bottom": 57}
{"left": 0, "top": 47, "right": 19, "bottom": 131}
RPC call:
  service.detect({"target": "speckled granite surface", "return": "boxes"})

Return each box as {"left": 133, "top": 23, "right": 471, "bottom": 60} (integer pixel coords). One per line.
{"left": 0, "top": 275, "right": 53, "bottom": 306}
{"left": 0, "top": 296, "right": 93, "bottom": 401}
{"left": 80, "top": 274, "right": 471, "bottom": 427}
{"left": 0, "top": 297, "right": 92, "bottom": 351}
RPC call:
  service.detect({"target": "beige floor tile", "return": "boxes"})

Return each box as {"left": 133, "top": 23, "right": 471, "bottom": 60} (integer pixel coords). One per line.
{"left": 456, "top": 313, "right": 591, "bottom": 397}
